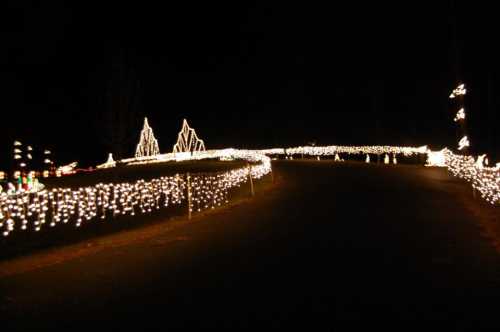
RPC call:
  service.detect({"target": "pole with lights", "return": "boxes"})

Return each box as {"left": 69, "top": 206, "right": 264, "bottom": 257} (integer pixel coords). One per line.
{"left": 449, "top": 83, "right": 469, "bottom": 153}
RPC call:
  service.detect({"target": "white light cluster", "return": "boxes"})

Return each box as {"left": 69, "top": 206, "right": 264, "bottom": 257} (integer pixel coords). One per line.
{"left": 1, "top": 150, "right": 272, "bottom": 237}
{"left": 454, "top": 108, "right": 466, "bottom": 122}
{"left": 279, "top": 145, "right": 427, "bottom": 157}
{"left": 449, "top": 83, "right": 466, "bottom": 99}
{"left": 426, "top": 149, "right": 447, "bottom": 167}
{"left": 135, "top": 117, "right": 160, "bottom": 158}
{"left": 173, "top": 119, "right": 206, "bottom": 154}
{"left": 458, "top": 136, "right": 470, "bottom": 150}
{"left": 442, "top": 149, "right": 499, "bottom": 205}
{"left": 57, "top": 162, "right": 78, "bottom": 175}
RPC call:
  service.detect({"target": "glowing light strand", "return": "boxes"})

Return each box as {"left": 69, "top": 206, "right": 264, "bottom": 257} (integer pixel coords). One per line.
{"left": 1, "top": 150, "right": 271, "bottom": 237}
{"left": 441, "top": 149, "right": 499, "bottom": 205}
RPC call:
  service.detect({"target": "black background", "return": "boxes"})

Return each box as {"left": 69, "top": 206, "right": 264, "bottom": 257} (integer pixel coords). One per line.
{"left": 1, "top": 1, "right": 498, "bottom": 167}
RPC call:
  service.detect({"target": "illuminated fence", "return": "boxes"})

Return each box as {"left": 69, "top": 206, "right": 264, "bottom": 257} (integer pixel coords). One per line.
{"left": 442, "top": 149, "right": 499, "bottom": 205}
{"left": 278, "top": 145, "right": 428, "bottom": 157}
{"left": 0, "top": 150, "right": 271, "bottom": 237}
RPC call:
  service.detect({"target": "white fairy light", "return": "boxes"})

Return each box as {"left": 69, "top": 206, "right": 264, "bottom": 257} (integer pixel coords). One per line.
{"left": 14, "top": 141, "right": 22, "bottom": 146}
{"left": 1, "top": 149, "right": 272, "bottom": 237}
{"left": 135, "top": 117, "right": 160, "bottom": 158}
{"left": 449, "top": 83, "right": 466, "bottom": 99}
{"left": 441, "top": 149, "right": 499, "bottom": 205}
{"left": 365, "top": 154, "right": 370, "bottom": 163}
{"left": 384, "top": 154, "right": 389, "bottom": 164}
{"left": 454, "top": 108, "right": 466, "bottom": 122}
{"left": 281, "top": 145, "right": 427, "bottom": 157}
{"left": 173, "top": 119, "right": 206, "bottom": 154}
{"left": 458, "top": 136, "right": 470, "bottom": 150}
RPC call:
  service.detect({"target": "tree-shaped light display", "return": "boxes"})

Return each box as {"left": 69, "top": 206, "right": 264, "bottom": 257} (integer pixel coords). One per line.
{"left": 173, "top": 119, "right": 206, "bottom": 153}
{"left": 135, "top": 117, "right": 160, "bottom": 158}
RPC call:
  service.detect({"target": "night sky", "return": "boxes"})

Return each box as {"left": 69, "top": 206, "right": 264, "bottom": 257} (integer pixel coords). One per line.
{"left": 1, "top": 1, "right": 498, "bottom": 168}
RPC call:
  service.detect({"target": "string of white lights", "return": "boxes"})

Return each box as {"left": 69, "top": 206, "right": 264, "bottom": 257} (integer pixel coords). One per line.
{"left": 266, "top": 145, "right": 428, "bottom": 157}
{"left": 441, "top": 149, "right": 499, "bottom": 205}
{"left": 0, "top": 150, "right": 272, "bottom": 237}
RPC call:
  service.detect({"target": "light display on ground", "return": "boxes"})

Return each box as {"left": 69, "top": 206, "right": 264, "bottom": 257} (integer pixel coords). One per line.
{"left": 442, "top": 149, "right": 499, "bottom": 205}
{"left": 0, "top": 149, "right": 271, "bottom": 237}
{"left": 173, "top": 119, "right": 206, "bottom": 154}
{"left": 281, "top": 145, "right": 428, "bottom": 157}
{"left": 97, "top": 153, "right": 116, "bottom": 169}
{"left": 135, "top": 117, "right": 160, "bottom": 158}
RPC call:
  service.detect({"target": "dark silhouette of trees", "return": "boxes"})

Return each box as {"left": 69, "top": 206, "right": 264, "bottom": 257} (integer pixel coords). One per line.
{"left": 98, "top": 48, "right": 143, "bottom": 160}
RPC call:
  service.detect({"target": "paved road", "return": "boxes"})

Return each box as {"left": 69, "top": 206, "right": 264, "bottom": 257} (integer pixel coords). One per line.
{"left": 1, "top": 161, "right": 500, "bottom": 330}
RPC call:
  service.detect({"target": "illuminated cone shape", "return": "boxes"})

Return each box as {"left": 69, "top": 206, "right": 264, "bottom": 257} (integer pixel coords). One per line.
{"left": 135, "top": 118, "right": 160, "bottom": 158}
{"left": 365, "top": 154, "right": 370, "bottom": 163}
{"left": 173, "top": 119, "right": 206, "bottom": 153}
{"left": 384, "top": 154, "right": 389, "bottom": 164}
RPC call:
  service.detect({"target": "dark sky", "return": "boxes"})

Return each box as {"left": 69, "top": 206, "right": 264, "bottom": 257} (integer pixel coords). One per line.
{"left": 1, "top": 1, "right": 498, "bottom": 167}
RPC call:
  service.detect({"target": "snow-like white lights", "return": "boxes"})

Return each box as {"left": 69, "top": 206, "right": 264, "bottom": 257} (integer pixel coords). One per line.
{"left": 454, "top": 108, "right": 466, "bottom": 122}
{"left": 135, "top": 117, "right": 160, "bottom": 158}
{"left": 449, "top": 83, "right": 466, "bottom": 99}
{"left": 173, "top": 119, "right": 206, "bottom": 154}
{"left": 458, "top": 136, "right": 470, "bottom": 150}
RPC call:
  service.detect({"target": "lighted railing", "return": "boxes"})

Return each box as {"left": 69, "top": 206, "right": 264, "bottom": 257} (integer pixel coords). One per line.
{"left": 442, "top": 149, "right": 499, "bottom": 205}
{"left": 0, "top": 149, "right": 271, "bottom": 237}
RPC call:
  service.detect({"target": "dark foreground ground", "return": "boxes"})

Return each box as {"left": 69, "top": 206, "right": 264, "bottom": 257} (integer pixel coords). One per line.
{"left": 1, "top": 161, "right": 499, "bottom": 330}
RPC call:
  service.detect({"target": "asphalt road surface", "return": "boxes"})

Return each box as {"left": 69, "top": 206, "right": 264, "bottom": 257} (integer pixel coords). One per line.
{"left": 1, "top": 161, "right": 499, "bottom": 330}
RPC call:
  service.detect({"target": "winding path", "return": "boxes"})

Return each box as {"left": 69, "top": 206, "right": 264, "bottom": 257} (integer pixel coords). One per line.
{"left": 1, "top": 161, "right": 500, "bottom": 329}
